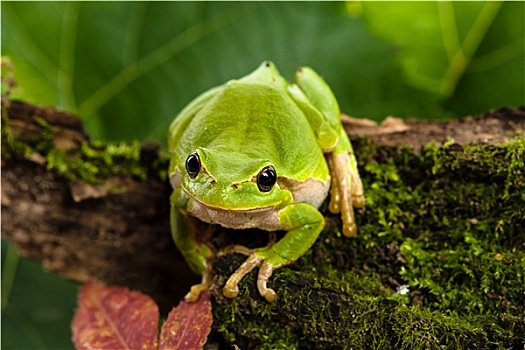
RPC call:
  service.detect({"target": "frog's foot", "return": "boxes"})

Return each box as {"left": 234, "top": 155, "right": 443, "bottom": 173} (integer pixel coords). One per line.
{"left": 184, "top": 269, "right": 213, "bottom": 302}
{"left": 222, "top": 252, "right": 278, "bottom": 303}
{"left": 327, "top": 152, "right": 365, "bottom": 237}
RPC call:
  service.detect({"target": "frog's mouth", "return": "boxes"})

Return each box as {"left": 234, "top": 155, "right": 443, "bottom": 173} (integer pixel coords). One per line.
{"left": 184, "top": 189, "right": 276, "bottom": 214}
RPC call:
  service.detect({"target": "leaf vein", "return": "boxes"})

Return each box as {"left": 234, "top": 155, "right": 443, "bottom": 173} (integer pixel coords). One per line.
{"left": 2, "top": 3, "right": 60, "bottom": 87}
{"left": 57, "top": 2, "right": 81, "bottom": 111}
{"left": 78, "top": 3, "right": 258, "bottom": 119}
{"left": 440, "top": 1, "right": 503, "bottom": 95}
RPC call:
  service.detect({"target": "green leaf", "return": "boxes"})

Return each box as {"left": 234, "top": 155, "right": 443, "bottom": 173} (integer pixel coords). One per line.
{"left": 1, "top": 241, "right": 78, "bottom": 350}
{"left": 446, "top": 1, "right": 525, "bottom": 116}
{"left": 360, "top": 1, "right": 524, "bottom": 115}
{"left": 2, "top": 2, "right": 446, "bottom": 141}
{"left": 3, "top": 2, "right": 523, "bottom": 139}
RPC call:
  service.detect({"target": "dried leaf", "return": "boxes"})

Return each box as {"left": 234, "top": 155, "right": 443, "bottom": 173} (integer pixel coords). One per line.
{"left": 341, "top": 114, "right": 409, "bottom": 136}
{"left": 159, "top": 291, "right": 213, "bottom": 350}
{"left": 72, "top": 281, "right": 159, "bottom": 350}
{"left": 69, "top": 180, "right": 109, "bottom": 202}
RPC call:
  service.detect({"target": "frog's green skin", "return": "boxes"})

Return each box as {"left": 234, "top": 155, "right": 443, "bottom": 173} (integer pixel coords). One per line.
{"left": 168, "top": 61, "right": 364, "bottom": 302}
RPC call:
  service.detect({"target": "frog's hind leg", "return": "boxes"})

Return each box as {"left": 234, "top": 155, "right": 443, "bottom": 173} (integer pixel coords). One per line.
{"left": 327, "top": 131, "right": 364, "bottom": 237}
{"left": 292, "top": 66, "right": 364, "bottom": 237}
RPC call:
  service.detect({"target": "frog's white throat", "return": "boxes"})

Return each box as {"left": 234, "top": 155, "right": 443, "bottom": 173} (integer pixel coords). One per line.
{"left": 187, "top": 198, "right": 281, "bottom": 231}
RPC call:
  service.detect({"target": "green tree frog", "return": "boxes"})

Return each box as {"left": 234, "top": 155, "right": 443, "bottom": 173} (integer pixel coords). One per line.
{"left": 168, "top": 61, "right": 364, "bottom": 303}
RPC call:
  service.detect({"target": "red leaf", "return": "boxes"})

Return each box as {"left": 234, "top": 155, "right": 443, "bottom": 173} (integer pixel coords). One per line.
{"left": 159, "top": 290, "right": 213, "bottom": 350}
{"left": 72, "top": 281, "right": 159, "bottom": 350}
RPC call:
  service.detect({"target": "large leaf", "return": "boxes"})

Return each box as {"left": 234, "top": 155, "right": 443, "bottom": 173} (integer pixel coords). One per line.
{"left": 446, "top": 1, "right": 525, "bottom": 116}
{"left": 3, "top": 2, "right": 523, "bottom": 140}
{"left": 2, "top": 2, "right": 445, "bottom": 141}
{"left": 360, "top": 1, "right": 524, "bottom": 116}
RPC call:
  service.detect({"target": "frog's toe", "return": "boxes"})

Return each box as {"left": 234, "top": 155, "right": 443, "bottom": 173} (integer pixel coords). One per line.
{"left": 336, "top": 201, "right": 359, "bottom": 237}
{"left": 353, "top": 195, "right": 365, "bottom": 209}
{"left": 222, "top": 283, "right": 240, "bottom": 299}
{"left": 185, "top": 283, "right": 209, "bottom": 302}
{"left": 342, "top": 222, "right": 358, "bottom": 237}
{"left": 262, "top": 288, "right": 277, "bottom": 303}
{"left": 257, "top": 262, "right": 277, "bottom": 303}
{"left": 328, "top": 175, "right": 341, "bottom": 214}
{"left": 351, "top": 173, "right": 365, "bottom": 208}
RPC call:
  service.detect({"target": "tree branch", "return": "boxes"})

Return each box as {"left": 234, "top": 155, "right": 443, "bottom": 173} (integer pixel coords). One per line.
{"left": 2, "top": 100, "right": 196, "bottom": 311}
{"left": 2, "top": 99, "right": 524, "bottom": 347}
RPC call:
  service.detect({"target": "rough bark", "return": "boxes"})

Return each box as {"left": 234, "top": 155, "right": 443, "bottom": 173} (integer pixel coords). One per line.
{"left": 2, "top": 100, "right": 196, "bottom": 311}
{"left": 2, "top": 100, "right": 524, "bottom": 348}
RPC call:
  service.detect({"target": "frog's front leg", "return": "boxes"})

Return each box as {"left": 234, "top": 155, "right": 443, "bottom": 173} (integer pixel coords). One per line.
{"left": 223, "top": 203, "right": 324, "bottom": 302}
{"left": 170, "top": 189, "right": 214, "bottom": 302}
{"left": 326, "top": 132, "right": 365, "bottom": 237}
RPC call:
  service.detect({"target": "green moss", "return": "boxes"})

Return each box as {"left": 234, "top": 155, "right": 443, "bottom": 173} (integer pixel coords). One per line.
{"left": 213, "top": 261, "right": 301, "bottom": 349}
{"left": 1, "top": 113, "right": 31, "bottom": 160}
{"left": 213, "top": 136, "right": 525, "bottom": 349}
{"left": 45, "top": 140, "right": 150, "bottom": 182}
{"left": 2, "top": 114, "right": 168, "bottom": 183}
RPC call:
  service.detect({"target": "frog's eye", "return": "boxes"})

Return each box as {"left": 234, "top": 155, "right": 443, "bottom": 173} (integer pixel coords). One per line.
{"left": 257, "top": 165, "right": 277, "bottom": 192}
{"left": 185, "top": 152, "right": 201, "bottom": 179}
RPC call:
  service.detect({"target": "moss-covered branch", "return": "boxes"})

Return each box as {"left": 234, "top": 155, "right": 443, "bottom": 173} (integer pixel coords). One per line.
{"left": 211, "top": 134, "right": 525, "bottom": 349}
{"left": 2, "top": 99, "right": 524, "bottom": 348}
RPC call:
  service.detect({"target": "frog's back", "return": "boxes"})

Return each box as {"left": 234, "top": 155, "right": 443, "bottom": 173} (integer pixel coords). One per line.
{"left": 175, "top": 79, "right": 328, "bottom": 183}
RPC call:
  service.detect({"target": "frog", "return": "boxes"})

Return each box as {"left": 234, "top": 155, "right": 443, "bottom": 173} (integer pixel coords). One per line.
{"left": 168, "top": 61, "right": 364, "bottom": 303}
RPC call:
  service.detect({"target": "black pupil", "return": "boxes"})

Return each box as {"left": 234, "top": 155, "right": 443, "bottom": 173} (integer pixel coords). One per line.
{"left": 258, "top": 167, "right": 276, "bottom": 191}
{"left": 186, "top": 153, "right": 200, "bottom": 177}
